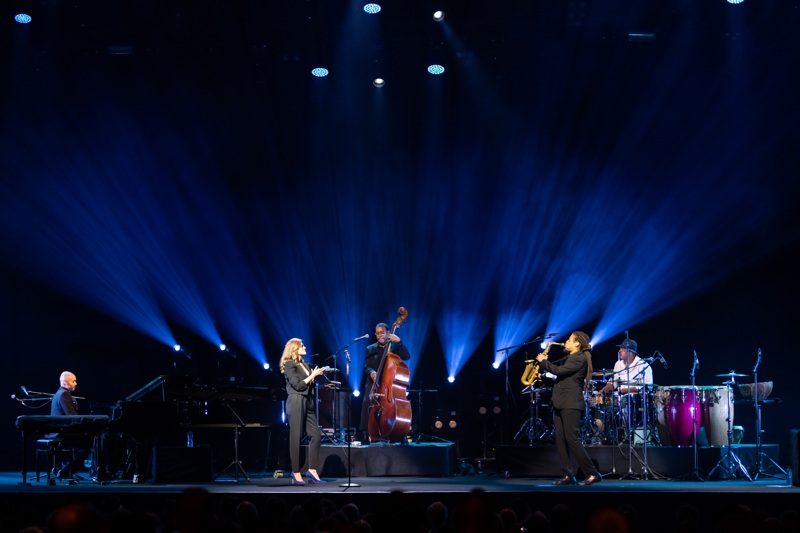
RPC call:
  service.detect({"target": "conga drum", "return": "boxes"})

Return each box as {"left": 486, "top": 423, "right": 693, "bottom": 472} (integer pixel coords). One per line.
{"left": 698, "top": 385, "right": 733, "bottom": 447}
{"left": 652, "top": 386, "right": 672, "bottom": 446}
{"left": 664, "top": 386, "right": 700, "bottom": 447}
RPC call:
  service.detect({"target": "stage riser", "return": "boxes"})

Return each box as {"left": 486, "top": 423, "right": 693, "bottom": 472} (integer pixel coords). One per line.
{"left": 497, "top": 444, "right": 781, "bottom": 479}
{"left": 311, "top": 443, "right": 456, "bottom": 477}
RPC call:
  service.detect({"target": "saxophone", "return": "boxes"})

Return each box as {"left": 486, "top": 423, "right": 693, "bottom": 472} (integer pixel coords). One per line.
{"left": 521, "top": 342, "right": 564, "bottom": 386}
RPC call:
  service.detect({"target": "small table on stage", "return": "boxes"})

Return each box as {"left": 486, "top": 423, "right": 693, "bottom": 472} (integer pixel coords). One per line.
{"left": 15, "top": 415, "right": 110, "bottom": 485}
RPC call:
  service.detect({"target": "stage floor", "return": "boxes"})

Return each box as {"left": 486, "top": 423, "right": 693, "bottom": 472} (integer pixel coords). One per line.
{"left": 3, "top": 441, "right": 797, "bottom": 532}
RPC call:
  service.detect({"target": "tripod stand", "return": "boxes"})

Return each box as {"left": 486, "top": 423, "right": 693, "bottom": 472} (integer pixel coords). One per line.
{"left": 514, "top": 385, "right": 552, "bottom": 445}
{"left": 750, "top": 349, "right": 786, "bottom": 480}
{"left": 215, "top": 402, "right": 250, "bottom": 482}
{"left": 707, "top": 373, "right": 751, "bottom": 481}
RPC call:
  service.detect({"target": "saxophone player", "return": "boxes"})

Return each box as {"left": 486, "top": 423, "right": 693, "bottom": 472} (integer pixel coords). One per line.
{"left": 536, "top": 332, "right": 603, "bottom": 486}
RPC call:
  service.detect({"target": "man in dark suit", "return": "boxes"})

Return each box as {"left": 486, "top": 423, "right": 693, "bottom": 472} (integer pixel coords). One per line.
{"left": 50, "top": 371, "right": 94, "bottom": 479}
{"left": 537, "top": 331, "right": 602, "bottom": 486}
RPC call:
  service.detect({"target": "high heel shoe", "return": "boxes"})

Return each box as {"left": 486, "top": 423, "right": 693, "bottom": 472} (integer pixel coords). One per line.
{"left": 290, "top": 473, "right": 307, "bottom": 485}
{"left": 305, "top": 471, "right": 327, "bottom": 483}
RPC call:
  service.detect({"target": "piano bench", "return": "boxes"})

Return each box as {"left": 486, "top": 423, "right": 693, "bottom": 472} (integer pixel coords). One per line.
{"left": 35, "top": 438, "right": 76, "bottom": 483}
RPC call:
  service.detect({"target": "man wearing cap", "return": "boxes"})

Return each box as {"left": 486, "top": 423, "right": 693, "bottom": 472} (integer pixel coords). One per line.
{"left": 603, "top": 338, "right": 653, "bottom": 395}
{"left": 603, "top": 338, "right": 654, "bottom": 444}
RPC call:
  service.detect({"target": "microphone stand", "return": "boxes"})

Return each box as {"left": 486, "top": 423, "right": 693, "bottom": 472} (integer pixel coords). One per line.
{"left": 325, "top": 338, "right": 366, "bottom": 445}
{"left": 339, "top": 359, "right": 359, "bottom": 488}
{"left": 680, "top": 352, "right": 704, "bottom": 481}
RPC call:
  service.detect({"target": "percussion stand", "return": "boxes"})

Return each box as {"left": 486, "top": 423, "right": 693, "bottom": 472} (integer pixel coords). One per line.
{"left": 706, "top": 377, "right": 751, "bottom": 481}
{"left": 750, "top": 349, "right": 786, "bottom": 480}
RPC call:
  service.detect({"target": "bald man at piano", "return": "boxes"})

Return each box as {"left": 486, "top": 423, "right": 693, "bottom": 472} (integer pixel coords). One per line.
{"left": 49, "top": 370, "right": 94, "bottom": 480}
{"left": 52, "top": 371, "right": 79, "bottom": 416}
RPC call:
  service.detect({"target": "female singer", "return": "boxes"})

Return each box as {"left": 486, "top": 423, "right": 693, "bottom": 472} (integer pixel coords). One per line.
{"left": 279, "top": 338, "right": 327, "bottom": 484}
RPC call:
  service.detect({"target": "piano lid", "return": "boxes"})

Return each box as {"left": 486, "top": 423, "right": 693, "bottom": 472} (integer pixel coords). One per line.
{"left": 124, "top": 375, "right": 215, "bottom": 402}
{"left": 124, "top": 375, "right": 284, "bottom": 402}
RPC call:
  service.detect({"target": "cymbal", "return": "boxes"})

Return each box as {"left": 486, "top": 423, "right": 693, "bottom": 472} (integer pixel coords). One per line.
{"left": 716, "top": 372, "right": 748, "bottom": 377}
{"left": 592, "top": 370, "right": 612, "bottom": 377}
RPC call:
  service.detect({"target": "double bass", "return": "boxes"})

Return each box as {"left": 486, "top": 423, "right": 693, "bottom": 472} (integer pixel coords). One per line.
{"left": 367, "top": 307, "right": 412, "bottom": 443}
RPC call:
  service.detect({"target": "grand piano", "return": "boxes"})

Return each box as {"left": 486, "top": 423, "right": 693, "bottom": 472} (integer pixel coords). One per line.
{"left": 105, "top": 375, "right": 286, "bottom": 481}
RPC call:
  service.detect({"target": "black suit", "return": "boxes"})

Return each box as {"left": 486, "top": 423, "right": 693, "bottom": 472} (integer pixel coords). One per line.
{"left": 539, "top": 350, "right": 599, "bottom": 478}
{"left": 284, "top": 359, "right": 322, "bottom": 473}
{"left": 49, "top": 386, "right": 93, "bottom": 478}
{"left": 51, "top": 387, "right": 78, "bottom": 416}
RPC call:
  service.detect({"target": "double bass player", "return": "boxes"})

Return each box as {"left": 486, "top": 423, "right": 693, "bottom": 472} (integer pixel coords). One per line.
{"left": 359, "top": 321, "right": 411, "bottom": 443}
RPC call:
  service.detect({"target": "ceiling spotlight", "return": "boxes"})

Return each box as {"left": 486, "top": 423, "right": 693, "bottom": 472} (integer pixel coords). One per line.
{"left": 15, "top": 14, "right": 32, "bottom": 24}
{"left": 262, "top": 362, "right": 270, "bottom": 370}
{"left": 433, "top": 11, "right": 445, "bottom": 22}
{"left": 373, "top": 78, "right": 385, "bottom": 87}
{"left": 311, "top": 67, "right": 329, "bottom": 77}
{"left": 364, "top": 3, "right": 381, "bottom": 14}
{"left": 427, "top": 64, "right": 445, "bottom": 75}
{"left": 492, "top": 361, "right": 500, "bottom": 369}
{"left": 219, "top": 343, "right": 227, "bottom": 351}
{"left": 447, "top": 376, "right": 455, "bottom": 383}
{"left": 173, "top": 344, "right": 182, "bottom": 352}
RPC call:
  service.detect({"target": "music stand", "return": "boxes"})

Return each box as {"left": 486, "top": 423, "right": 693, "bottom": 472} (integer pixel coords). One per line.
{"left": 215, "top": 402, "right": 250, "bottom": 482}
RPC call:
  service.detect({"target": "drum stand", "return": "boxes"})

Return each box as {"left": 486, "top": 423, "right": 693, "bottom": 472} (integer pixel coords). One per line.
{"left": 679, "top": 355, "right": 704, "bottom": 481}
{"left": 706, "top": 379, "right": 751, "bottom": 481}
{"left": 750, "top": 352, "right": 786, "bottom": 480}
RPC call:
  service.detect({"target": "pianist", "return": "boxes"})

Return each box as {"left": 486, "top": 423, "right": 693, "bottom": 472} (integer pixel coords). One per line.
{"left": 52, "top": 371, "right": 79, "bottom": 416}
{"left": 49, "top": 371, "right": 94, "bottom": 480}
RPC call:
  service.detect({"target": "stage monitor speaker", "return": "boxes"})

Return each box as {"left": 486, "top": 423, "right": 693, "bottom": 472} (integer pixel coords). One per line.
{"left": 152, "top": 446, "right": 213, "bottom": 483}
{"left": 791, "top": 430, "right": 799, "bottom": 487}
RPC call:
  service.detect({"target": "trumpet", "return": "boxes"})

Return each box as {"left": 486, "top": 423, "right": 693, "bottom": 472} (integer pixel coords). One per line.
{"left": 521, "top": 342, "right": 564, "bottom": 386}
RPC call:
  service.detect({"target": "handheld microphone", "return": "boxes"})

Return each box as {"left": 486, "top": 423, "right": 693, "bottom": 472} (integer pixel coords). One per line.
{"left": 353, "top": 334, "right": 370, "bottom": 342}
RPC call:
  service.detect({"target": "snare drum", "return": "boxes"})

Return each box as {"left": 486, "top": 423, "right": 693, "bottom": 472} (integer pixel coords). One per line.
{"left": 663, "top": 386, "right": 700, "bottom": 447}
{"left": 591, "top": 391, "right": 619, "bottom": 407}
{"left": 698, "top": 385, "right": 733, "bottom": 447}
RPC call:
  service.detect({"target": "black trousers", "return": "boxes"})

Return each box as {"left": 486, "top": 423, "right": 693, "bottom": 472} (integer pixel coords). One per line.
{"left": 552, "top": 408, "right": 598, "bottom": 478}
{"left": 286, "top": 393, "right": 322, "bottom": 473}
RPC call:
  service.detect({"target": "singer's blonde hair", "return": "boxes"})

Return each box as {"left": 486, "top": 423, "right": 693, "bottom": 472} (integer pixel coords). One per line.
{"left": 279, "top": 338, "right": 303, "bottom": 374}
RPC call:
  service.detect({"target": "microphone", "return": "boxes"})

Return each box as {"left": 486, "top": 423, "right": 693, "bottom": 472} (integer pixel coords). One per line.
{"left": 694, "top": 350, "right": 700, "bottom": 369}
{"left": 657, "top": 351, "right": 668, "bottom": 369}
{"left": 21, "top": 385, "right": 30, "bottom": 396}
{"left": 11, "top": 394, "right": 26, "bottom": 406}
{"left": 353, "top": 334, "right": 370, "bottom": 342}
{"left": 544, "top": 332, "right": 559, "bottom": 338}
